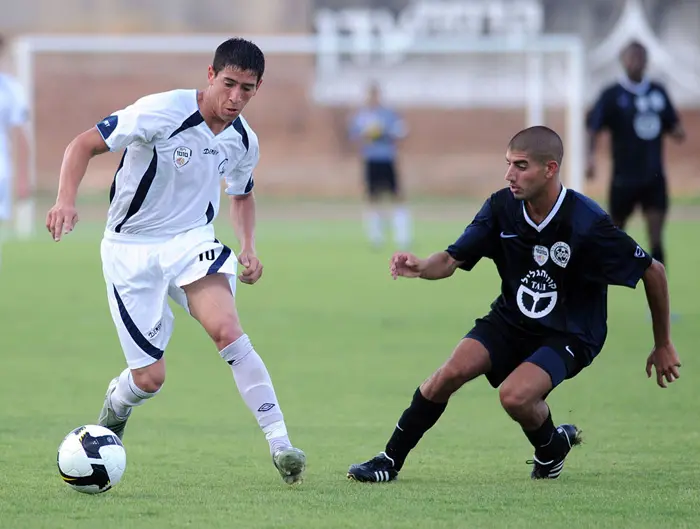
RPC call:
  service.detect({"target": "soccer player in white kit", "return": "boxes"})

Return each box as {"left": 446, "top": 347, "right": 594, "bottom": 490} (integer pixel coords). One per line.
{"left": 45, "top": 38, "right": 306, "bottom": 485}
{"left": 0, "top": 35, "right": 31, "bottom": 265}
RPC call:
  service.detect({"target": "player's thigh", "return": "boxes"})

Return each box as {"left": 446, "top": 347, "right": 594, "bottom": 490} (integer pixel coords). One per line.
{"left": 101, "top": 238, "right": 173, "bottom": 370}
{"left": 420, "top": 336, "right": 491, "bottom": 401}
{"left": 163, "top": 229, "right": 242, "bottom": 347}
{"left": 640, "top": 178, "right": 668, "bottom": 241}
{"left": 521, "top": 335, "right": 592, "bottom": 394}
{"left": 608, "top": 183, "right": 638, "bottom": 228}
{"left": 384, "top": 161, "right": 403, "bottom": 201}
{"left": 179, "top": 274, "right": 243, "bottom": 348}
{"left": 364, "top": 161, "right": 383, "bottom": 201}
{"left": 465, "top": 313, "right": 526, "bottom": 389}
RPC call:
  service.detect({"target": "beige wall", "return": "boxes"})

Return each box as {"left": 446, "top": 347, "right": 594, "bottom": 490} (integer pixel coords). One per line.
{"left": 0, "top": 0, "right": 313, "bottom": 34}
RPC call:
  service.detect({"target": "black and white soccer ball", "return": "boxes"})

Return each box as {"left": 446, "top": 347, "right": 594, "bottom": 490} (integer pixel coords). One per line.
{"left": 57, "top": 424, "right": 126, "bottom": 494}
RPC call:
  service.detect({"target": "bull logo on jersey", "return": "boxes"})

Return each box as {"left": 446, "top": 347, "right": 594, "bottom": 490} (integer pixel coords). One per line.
{"left": 533, "top": 245, "right": 549, "bottom": 267}
{"left": 517, "top": 269, "right": 558, "bottom": 319}
{"left": 550, "top": 241, "right": 571, "bottom": 268}
{"left": 648, "top": 90, "right": 667, "bottom": 112}
{"left": 173, "top": 146, "right": 192, "bottom": 168}
{"left": 633, "top": 95, "right": 662, "bottom": 140}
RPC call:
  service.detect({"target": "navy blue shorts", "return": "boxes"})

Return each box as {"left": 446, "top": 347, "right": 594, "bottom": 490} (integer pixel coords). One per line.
{"left": 364, "top": 161, "right": 398, "bottom": 197}
{"left": 609, "top": 176, "right": 668, "bottom": 223}
{"left": 465, "top": 312, "right": 597, "bottom": 389}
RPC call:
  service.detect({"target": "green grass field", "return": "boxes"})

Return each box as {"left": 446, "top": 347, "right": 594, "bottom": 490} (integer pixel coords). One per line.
{"left": 1, "top": 203, "right": 699, "bottom": 528}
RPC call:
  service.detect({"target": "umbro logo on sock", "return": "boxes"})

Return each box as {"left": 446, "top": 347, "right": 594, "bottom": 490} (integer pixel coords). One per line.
{"left": 258, "top": 403, "right": 276, "bottom": 412}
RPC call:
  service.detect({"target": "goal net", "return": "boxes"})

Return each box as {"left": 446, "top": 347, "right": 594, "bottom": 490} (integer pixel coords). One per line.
{"left": 12, "top": 32, "right": 585, "bottom": 235}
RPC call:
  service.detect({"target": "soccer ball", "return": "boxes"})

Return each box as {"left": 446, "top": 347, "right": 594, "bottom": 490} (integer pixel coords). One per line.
{"left": 57, "top": 424, "right": 126, "bottom": 494}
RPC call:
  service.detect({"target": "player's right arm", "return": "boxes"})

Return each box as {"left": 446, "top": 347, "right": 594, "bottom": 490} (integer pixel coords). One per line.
{"left": 46, "top": 92, "right": 174, "bottom": 241}
{"left": 390, "top": 197, "right": 497, "bottom": 280}
{"left": 46, "top": 127, "right": 109, "bottom": 241}
{"left": 390, "top": 251, "right": 462, "bottom": 280}
{"left": 585, "top": 88, "right": 613, "bottom": 180}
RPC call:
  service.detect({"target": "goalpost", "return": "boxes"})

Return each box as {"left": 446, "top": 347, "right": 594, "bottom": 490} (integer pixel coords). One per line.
{"left": 12, "top": 32, "right": 586, "bottom": 237}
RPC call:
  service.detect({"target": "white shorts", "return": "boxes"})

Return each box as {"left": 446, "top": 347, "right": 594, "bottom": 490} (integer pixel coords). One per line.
{"left": 101, "top": 224, "right": 238, "bottom": 369}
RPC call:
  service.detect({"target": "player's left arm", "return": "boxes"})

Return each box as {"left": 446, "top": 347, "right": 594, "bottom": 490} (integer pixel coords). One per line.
{"left": 585, "top": 89, "right": 613, "bottom": 180}
{"left": 388, "top": 111, "right": 408, "bottom": 141}
{"left": 641, "top": 259, "right": 680, "bottom": 387}
{"left": 660, "top": 86, "right": 686, "bottom": 143}
{"left": 583, "top": 216, "right": 680, "bottom": 388}
{"left": 226, "top": 134, "right": 262, "bottom": 285}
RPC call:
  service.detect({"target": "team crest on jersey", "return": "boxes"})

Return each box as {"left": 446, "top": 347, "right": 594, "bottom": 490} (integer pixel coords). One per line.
{"left": 648, "top": 90, "right": 666, "bottom": 112}
{"left": 533, "top": 245, "right": 549, "bottom": 267}
{"left": 517, "top": 269, "right": 558, "bottom": 319}
{"left": 173, "top": 146, "right": 192, "bottom": 168}
{"left": 550, "top": 241, "right": 571, "bottom": 268}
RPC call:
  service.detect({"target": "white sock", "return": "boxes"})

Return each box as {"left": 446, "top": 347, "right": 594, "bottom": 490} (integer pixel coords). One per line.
{"left": 392, "top": 206, "right": 412, "bottom": 249}
{"left": 364, "top": 208, "right": 384, "bottom": 247}
{"left": 109, "top": 368, "right": 158, "bottom": 419}
{"left": 220, "top": 334, "right": 291, "bottom": 454}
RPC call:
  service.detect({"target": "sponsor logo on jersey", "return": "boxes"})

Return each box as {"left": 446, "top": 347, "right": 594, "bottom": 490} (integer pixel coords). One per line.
{"left": 517, "top": 269, "right": 558, "bottom": 319}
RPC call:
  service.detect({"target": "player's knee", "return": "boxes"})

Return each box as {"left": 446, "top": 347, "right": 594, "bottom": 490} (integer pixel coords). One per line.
{"left": 498, "top": 383, "right": 533, "bottom": 418}
{"left": 212, "top": 321, "right": 245, "bottom": 352}
{"left": 131, "top": 364, "right": 166, "bottom": 394}
{"left": 423, "top": 360, "right": 474, "bottom": 400}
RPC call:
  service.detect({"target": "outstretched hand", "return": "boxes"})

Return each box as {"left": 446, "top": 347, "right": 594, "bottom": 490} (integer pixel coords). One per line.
{"left": 390, "top": 252, "right": 424, "bottom": 280}
{"left": 238, "top": 251, "right": 263, "bottom": 285}
{"left": 646, "top": 343, "right": 681, "bottom": 388}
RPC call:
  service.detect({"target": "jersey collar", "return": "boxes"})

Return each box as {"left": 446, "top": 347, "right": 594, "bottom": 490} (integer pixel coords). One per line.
{"left": 522, "top": 184, "right": 567, "bottom": 233}
{"left": 618, "top": 76, "right": 651, "bottom": 96}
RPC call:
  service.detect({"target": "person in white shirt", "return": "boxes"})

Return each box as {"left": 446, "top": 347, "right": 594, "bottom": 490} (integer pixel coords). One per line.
{"left": 45, "top": 37, "right": 306, "bottom": 485}
{"left": 0, "top": 35, "right": 30, "bottom": 264}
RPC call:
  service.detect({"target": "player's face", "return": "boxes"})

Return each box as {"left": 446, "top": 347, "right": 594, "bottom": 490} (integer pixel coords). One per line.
{"left": 504, "top": 150, "right": 555, "bottom": 201}
{"left": 207, "top": 66, "right": 262, "bottom": 121}
{"left": 621, "top": 47, "right": 647, "bottom": 82}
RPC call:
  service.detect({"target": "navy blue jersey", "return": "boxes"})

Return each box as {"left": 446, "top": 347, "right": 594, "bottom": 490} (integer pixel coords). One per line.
{"left": 588, "top": 80, "right": 679, "bottom": 185}
{"left": 446, "top": 186, "right": 652, "bottom": 354}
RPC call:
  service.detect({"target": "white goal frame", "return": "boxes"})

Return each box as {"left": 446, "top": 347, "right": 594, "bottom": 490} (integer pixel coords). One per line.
{"left": 12, "top": 33, "right": 586, "bottom": 235}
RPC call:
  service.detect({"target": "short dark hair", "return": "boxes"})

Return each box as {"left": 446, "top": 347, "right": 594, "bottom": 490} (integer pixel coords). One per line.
{"left": 623, "top": 40, "right": 647, "bottom": 56}
{"left": 508, "top": 126, "right": 564, "bottom": 166}
{"left": 212, "top": 38, "right": 265, "bottom": 81}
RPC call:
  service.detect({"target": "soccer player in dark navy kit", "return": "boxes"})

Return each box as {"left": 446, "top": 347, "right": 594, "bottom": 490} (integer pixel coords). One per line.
{"left": 587, "top": 41, "right": 686, "bottom": 267}
{"left": 347, "top": 126, "right": 681, "bottom": 483}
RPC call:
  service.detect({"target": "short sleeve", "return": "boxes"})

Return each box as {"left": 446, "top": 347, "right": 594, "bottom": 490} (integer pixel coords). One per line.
{"left": 96, "top": 94, "right": 171, "bottom": 152}
{"left": 659, "top": 86, "right": 680, "bottom": 132}
{"left": 225, "top": 133, "right": 259, "bottom": 196}
{"left": 587, "top": 89, "right": 613, "bottom": 132}
{"left": 582, "top": 215, "right": 653, "bottom": 287}
{"left": 445, "top": 198, "right": 498, "bottom": 271}
{"left": 348, "top": 110, "right": 364, "bottom": 140}
{"left": 6, "top": 78, "right": 29, "bottom": 126}
{"left": 388, "top": 111, "right": 408, "bottom": 139}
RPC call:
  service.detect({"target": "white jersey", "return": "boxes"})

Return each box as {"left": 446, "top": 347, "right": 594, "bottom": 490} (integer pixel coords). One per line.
{"left": 0, "top": 73, "right": 29, "bottom": 177}
{"left": 97, "top": 89, "right": 259, "bottom": 239}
